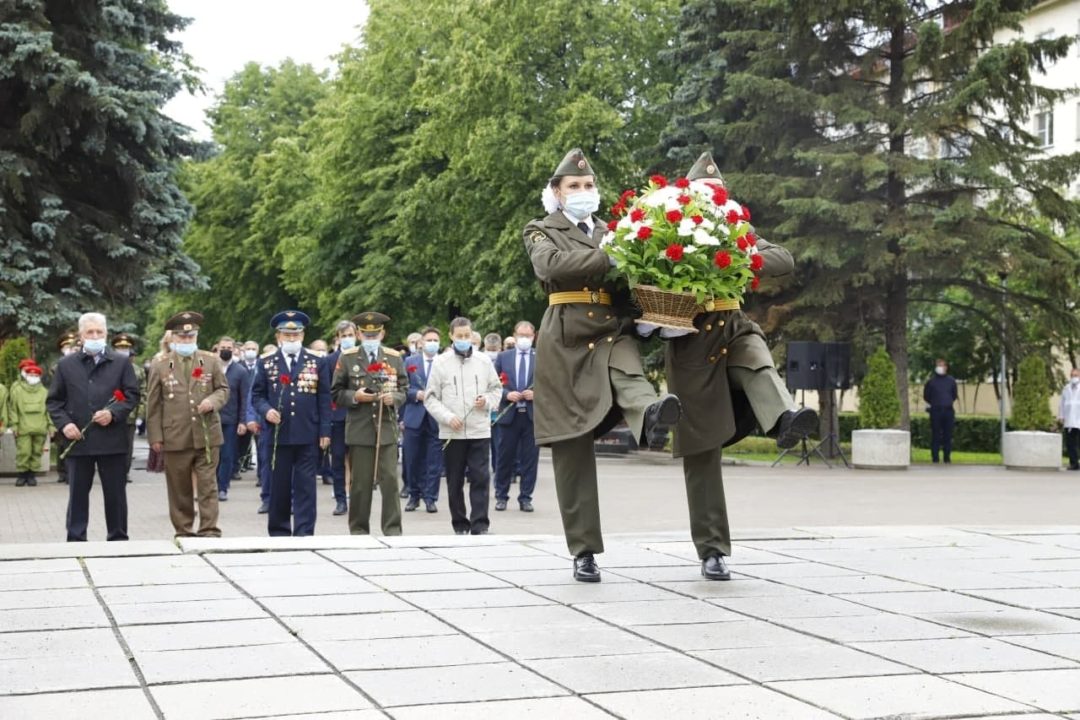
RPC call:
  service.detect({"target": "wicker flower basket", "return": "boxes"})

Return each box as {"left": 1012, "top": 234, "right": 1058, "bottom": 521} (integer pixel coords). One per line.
{"left": 632, "top": 284, "right": 702, "bottom": 333}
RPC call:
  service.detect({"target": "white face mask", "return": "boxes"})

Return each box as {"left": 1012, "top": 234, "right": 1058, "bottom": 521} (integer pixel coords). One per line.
{"left": 243, "top": 349, "right": 257, "bottom": 361}
{"left": 1071, "top": 377, "right": 1079, "bottom": 386}
{"left": 935, "top": 366, "right": 946, "bottom": 376}
{"left": 26, "top": 376, "right": 41, "bottom": 386}
{"left": 515, "top": 337, "right": 533, "bottom": 352}
{"left": 281, "top": 340, "right": 303, "bottom": 356}
{"left": 562, "top": 190, "right": 601, "bottom": 221}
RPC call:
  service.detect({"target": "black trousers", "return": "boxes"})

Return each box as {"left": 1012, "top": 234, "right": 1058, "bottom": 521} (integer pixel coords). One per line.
{"left": 125, "top": 424, "right": 136, "bottom": 477}
{"left": 66, "top": 454, "right": 128, "bottom": 542}
{"left": 1066, "top": 428, "right": 1080, "bottom": 468}
{"left": 929, "top": 406, "right": 955, "bottom": 462}
{"left": 444, "top": 438, "right": 490, "bottom": 534}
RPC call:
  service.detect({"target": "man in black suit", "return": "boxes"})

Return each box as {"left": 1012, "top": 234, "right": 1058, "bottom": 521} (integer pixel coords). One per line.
{"left": 493, "top": 321, "right": 539, "bottom": 512}
{"left": 215, "top": 336, "right": 251, "bottom": 501}
{"left": 47, "top": 312, "right": 140, "bottom": 541}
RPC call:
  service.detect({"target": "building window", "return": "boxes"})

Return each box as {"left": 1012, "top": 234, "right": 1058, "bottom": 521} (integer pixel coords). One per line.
{"left": 1035, "top": 109, "right": 1054, "bottom": 147}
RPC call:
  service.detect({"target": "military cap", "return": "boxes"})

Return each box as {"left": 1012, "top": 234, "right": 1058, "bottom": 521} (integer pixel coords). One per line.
{"left": 57, "top": 332, "right": 79, "bottom": 352}
{"left": 270, "top": 309, "right": 311, "bottom": 332}
{"left": 551, "top": 148, "right": 595, "bottom": 179}
{"left": 165, "top": 311, "right": 204, "bottom": 335}
{"left": 352, "top": 311, "right": 390, "bottom": 335}
{"left": 17, "top": 358, "right": 36, "bottom": 371}
{"left": 686, "top": 151, "right": 725, "bottom": 184}
{"left": 111, "top": 332, "right": 137, "bottom": 350}
{"left": 23, "top": 364, "right": 42, "bottom": 376}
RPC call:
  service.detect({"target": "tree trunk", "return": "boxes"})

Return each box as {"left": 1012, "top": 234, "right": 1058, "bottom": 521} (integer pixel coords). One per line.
{"left": 818, "top": 388, "right": 839, "bottom": 458}
{"left": 885, "top": 18, "right": 910, "bottom": 431}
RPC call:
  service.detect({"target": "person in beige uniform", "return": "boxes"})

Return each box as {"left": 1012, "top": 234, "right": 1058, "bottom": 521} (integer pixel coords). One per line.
{"left": 523, "top": 148, "right": 681, "bottom": 583}
{"left": 664, "top": 152, "right": 818, "bottom": 580}
{"left": 146, "top": 311, "right": 229, "bottom": 537}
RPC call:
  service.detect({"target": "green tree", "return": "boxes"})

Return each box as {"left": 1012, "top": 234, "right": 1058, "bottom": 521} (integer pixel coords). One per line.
{"left": 0, "top": 338, "right": 32, "bottom": 386}
{"left": 859, "top": 347, "right": 901, "bottom": 429}
{"left": 0, "top": 0, "right": 203, "bottom": 339}
{"left": 663, "top": 0, "right": 1080, "bottom": 429}
{"left": 1011, "top": 355, "right": 1054, "bottom": 431}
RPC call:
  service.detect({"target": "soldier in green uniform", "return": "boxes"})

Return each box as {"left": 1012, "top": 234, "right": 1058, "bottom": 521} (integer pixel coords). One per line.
{"left": 111, "top": 333, "right": 144, "bottom": 484}
{"left": 51, "top": 332, "right": 80, "bottom": 484}
{"left": 331, "top": 311, "right": 407, "bottom": 536}
{"left": 665, "top": 152, "right": 818, "bottom": 580}
{"left": 524, "top": 148, "right": 682, "bottom": 583}
{"left": 146, "top": 311, "right": 229, "bottom": 537}
{"left": 8, "top": 361, "right": 48, "bottom": 486}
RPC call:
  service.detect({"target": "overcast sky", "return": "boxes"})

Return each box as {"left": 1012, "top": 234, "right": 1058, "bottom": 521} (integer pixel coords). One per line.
{"left": 163, "top": 0, "right": 370, "bottom": 139}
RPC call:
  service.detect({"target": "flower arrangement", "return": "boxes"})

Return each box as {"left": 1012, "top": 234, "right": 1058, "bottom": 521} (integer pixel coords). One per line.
{"left": 601, "top": 174, "right": 764, "bottom": 330}
{"left": 60, "top": 389, "right": 127, "bottom": 461}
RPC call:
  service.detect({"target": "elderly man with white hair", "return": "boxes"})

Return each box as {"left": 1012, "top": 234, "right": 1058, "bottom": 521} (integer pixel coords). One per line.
{"left": 47, "top": 312, "right": 140, "bottom": 541}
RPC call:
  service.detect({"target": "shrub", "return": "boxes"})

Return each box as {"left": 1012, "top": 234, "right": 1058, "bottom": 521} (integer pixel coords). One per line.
{"left": 858, "top": 347, "right": 901, "bottom": 429}
{"left": 0, "top": 337, "right": 32, "bottom": 386}
{"left": 1011, "top": 355, "right": 1055, "bottom": 431}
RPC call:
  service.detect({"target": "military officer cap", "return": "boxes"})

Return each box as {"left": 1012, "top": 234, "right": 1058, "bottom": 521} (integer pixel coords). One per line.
{"left": 17, "top": 358, "right": 36, "bottom": 371}
{"left": 23, "top": 363, "right": 42, "bottom": 377}
{"left": 57, "top": 331, "right": 79, "bottom": 351}
{"left": 165, "top": 311, "right": 204, "bottom": 337}
{"left": 111, "top": 332, "right": 137, "bottom": 351}
{"left": 551, "top": 148, "right": 595, "bottom": 180}
{"left": 687, "top": 151, "right": 725, "bottom": 184}
{"left": 352, "top": 311, "right": 390, "bottom": 336}
{"left": 270, "top": 309, "right": 311, "bottom": 332}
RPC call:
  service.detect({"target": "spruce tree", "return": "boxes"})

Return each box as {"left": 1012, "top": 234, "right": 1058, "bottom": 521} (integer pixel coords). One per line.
{"left": 0, "top": 0, "right": 203, "bottom": 338}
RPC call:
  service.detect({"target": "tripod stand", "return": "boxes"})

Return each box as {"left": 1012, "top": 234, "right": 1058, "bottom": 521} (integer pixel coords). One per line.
{"left": 770, "top": 388, "right": 851, "bottom": 468}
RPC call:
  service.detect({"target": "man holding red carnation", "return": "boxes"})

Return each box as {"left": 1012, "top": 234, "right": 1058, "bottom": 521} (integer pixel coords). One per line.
{"left": 146, "top": 311, "right": 229, "bottom": 538}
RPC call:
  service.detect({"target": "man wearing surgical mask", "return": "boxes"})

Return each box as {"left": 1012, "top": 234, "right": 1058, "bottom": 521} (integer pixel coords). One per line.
{"left": 325, "top": 320, "right": 357, "bottom": 516}
{"left": 215, "top": 336, "right": 251, "bottom": 502}
{"left": 1059, "top": 368, "right": 1080, "bottom": 471}
{"left": 493, "top": 321, "right": 540, "bottom": 512}
{"left": 923, "top": 358, "right": 958, "bottom": 464}
{"left": 402, "top": 327, "right": 444, "bottom": 513}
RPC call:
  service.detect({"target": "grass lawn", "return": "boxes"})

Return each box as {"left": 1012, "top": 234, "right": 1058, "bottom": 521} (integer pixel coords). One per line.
{"left": 723, "top": 437, "right": 1011, "bottom": 466}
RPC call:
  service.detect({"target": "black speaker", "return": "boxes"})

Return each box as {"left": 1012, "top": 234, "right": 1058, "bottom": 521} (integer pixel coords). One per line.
{"left": 823, "top": 342, "right": 852, "bottom": 390}
{"left": 785, "top": 342, "right": 825, "bottom": 391}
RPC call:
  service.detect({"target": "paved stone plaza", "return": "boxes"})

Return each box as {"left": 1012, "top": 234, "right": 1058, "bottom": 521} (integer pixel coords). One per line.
{"left": 1, "top": 527, "right": 1079, "bottom": 718}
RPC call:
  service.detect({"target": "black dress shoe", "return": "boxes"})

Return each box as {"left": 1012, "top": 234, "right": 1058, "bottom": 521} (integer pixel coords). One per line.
{"left": 495, "top": 499, "right": 507, "bottom": 511}
{"left": 642, "top": 394, "right": 682, "bottom": 450}
{"left": 333, "top": 500, "right": 347, "bottom": 516}
{"left": 15, "top": 473, "right": 26, "bottom": 487}
{"left": 471, "top": 528, "right": 489, "bottom": 535}
{"left": 257, "top": 501, "right": 269, "bottom": 514}
{"left": 519, "top": 500, "right": 534, "bottom": 512}
{"left": 425, "top": 501, "right": 437, "bottom": 513}
{"left": 454, "top": 529, "right": 469, "bottom": 535}
{"left": 399, "top": 488, "right": 409, "bottom": 498}
{"left": 404, "top": 497, "right": 419, "bottom": 512}
{"left": 702, "top": 555, "right": 731, "bottom": 581}
{"left": 774, "top": 407, "right": 819, "bottom": 449}
{"left": 573, "top": 554, "right": 601, "bottom": 583}
{"left": 26, "top": 474, "right": 37, "bottom": 487}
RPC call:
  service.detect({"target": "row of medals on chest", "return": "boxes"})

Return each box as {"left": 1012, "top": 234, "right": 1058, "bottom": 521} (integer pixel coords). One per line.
{"left": 263, "top": 357, "right": 321, "bottom": 393}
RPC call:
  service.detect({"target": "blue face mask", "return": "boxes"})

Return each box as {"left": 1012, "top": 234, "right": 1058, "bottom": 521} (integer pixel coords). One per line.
{"left": 174, "top": 342, "right": 197, "bottom": 357}
{"left": 423, "top": 341, "right": 439, "bottom": 356}
{"left": 562, "top": 191, "right": 600, "bottom": 221}
{"left": 361, "top": 339, "right": 380, "bottom": 355}
{"left": 339, "top": 337, "right": 356, "bottom": 350}
{"left": 83, "top": 338, "right": 106, "bottom": 354}
{"left": 452, "top": 339, "right": 473, "bottom": 354}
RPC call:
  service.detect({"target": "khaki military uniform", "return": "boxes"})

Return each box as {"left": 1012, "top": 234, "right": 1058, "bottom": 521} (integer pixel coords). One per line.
{"left": 7, "top": 379, "right": 49, "bottom": 473}
{"left": 524, "top": 211, "right": 659, "bottom": 558}
{"left": 331, "top": 346, "right": 407, "bottom": 535}
{"left": 125, "top": 361, "right": 146, "bottom": 479}
{"left": 146, "top": 350, "right": 229, "bottom": 537}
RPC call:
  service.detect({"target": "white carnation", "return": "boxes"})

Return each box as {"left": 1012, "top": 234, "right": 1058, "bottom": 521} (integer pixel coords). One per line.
{"left": 693, "top": 228, "right": 721, "bottom": 246}
{"left": 677, "top": 219, "right": 695, "bottom": 236}
{"left": 641, "top": 186, "right": 680, "bottom": 208}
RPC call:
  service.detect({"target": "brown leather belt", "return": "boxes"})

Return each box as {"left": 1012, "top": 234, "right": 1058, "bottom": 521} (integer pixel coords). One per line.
{"left": 548, "top": 289, "right": 612, "bottom": 306}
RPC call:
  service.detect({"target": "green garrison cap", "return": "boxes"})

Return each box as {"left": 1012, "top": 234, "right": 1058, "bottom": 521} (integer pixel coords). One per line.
{"left": 686, "top": 151, "right": 725, "bottom": 184}
{"left": 551, "top": 148, "right": 595, "bottom": 179}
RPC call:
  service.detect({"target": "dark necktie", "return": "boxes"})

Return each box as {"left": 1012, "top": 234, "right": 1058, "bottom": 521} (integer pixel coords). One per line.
{"left": 577, "top": 221, "right": 590, "bottom": 236}
{"left": 287, "top": 354, "right": 296, "bottom": 373}
{"left": 370, "top": 352, "right": 378, "bottom": 366}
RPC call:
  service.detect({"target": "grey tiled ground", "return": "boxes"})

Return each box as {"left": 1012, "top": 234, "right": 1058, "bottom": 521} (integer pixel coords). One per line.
{"left": 1, "top": 527, "right": 1080, "bottom": 719}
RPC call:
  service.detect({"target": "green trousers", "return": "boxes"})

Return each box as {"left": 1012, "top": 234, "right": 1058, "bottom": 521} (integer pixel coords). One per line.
{"left": 682, "top": 447, "right": 732, "bottom": 559}
{"left": 550, "top": 368, "right": 658, "bottom": 557}
{"left": 347, "top": 444, "right": 402, "bottom": 536}
{"left": 729, "top": 366, "right": 797, "bottom": 435}
{"left": 15, "top": 433, "right": 45, "bottom": 473}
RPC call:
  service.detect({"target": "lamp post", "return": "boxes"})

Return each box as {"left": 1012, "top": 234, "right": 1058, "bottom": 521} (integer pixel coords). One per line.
{"left": 998, "top": 261, "right": 1010, "bottom": 441}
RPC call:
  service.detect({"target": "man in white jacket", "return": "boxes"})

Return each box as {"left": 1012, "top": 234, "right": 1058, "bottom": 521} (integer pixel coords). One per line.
{"left": 1059, "top": 367, "right": 1080, "bottom": 471}
{"left": 424, "top": 317, "right": 504, "bottom": 534}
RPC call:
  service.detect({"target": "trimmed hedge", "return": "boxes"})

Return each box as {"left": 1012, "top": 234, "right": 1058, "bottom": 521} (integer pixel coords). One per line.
{"left": 838, "top": 412, "right": 1005, "bottom": 453}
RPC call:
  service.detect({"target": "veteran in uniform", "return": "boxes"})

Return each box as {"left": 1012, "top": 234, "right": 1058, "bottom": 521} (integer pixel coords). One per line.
{"left": 331, "top": 312, "right": 407, "bottom": 535}
{"left": 51, "top": 332, "right": 80, "bottom": 484}
{"left": 664, "top": 152, "right": 818, "bottom": 580}
{"left": 524, "top": 148, "right": 682, "bottom": 583}
{"left": 146, "top": 312, "right": 229, "bottom": 537}
{"left": 251, "top": 310, "right": 331, "bottom": 536}
{"left": 111, "top": 333, "right": 144, "bottom": 484}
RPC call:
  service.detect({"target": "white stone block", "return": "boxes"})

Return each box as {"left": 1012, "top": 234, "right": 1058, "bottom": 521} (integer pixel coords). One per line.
{"left": 851, "top": 429, "right": 910, "bottom": 470}
{"left": 1002, "top": 431, "right": 1061, "bottom": 471}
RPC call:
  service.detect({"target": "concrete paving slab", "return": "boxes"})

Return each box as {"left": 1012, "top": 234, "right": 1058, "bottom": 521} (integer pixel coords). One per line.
{"left": 586, "top": 685, "right": 841, "bottom": 719}
{"left": 0, "top": 689, "right": 156, "bottom": 720}
{"left": 852, "top": 637, "right": 1078, "bottom": 673}
{"left": 312, "top": 634, "right": 502, "bottom": 670}
{"left": 522, "top": 651, "right": 745, "bottom": 694}
{"left": 946, "top": 668, "right": 1080, "bottom": 713}
{"left": 693, "top": 641, "right": 912, "bottom": 682}
{"left": 346, "top": 662, "right": 566, "bottom": 706}
{"left": 150, "top": 675, "right": 372, "bottom": 719}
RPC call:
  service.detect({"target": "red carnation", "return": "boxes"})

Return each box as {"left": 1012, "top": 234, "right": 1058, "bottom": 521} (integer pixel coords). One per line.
{"left": 279, "top": 374, "right": 291, "bottom": 385}
{"left": 741, "top": 205, "right": 752, "bottom": 221}
{"left": 606, "top": 219, "right": 618, "bottom": 232}
{"left": 691, "top": 215, "right": 704, "bottom": 225}
{"left": 665, "top": 209, "right": 683, "bottom": 223}
{"left": 713, "top": 187, "right": 729, "bottom": 205}
{"left": 649, "top": 174, "right": 668, "bottom": 188}
{"left": 751, "top": 276, "right": 761, "bottom": 291}
{"left": 330, "top": 401, "right": 338, "bottom": 411}
{"left": 636, "top": 226, "right": 653, "bottom": 240}
{"left": 112, "top": 389, "right": 127, "bottom": 403}
{"left": 675, "top": 177, "right": 690, "bottom": 189}
{"left": 746, "top": 232, "right": 758, "bottom": 246}
{"left": 620, "top": 189, "right": 636, "bottom": 201}
{"left": 611, "top": 202, "right": 626, "bottom": 217}
{"left": 499, "top": 372, "right": 510, "bottom": 386}
{"left": 366, "top": 362, "right": 383, "bottom": 373}
{"left": 630, "top": 208, "right": 645, "bottom": 223}
{"left": 665, "top": 244, "right": 685, "bottom": 262}
{"left": 192, "top": 367, "right": 203, "bottom": 379}
{"left": 714, "top": 251, "right": 732, "bottom": 269}
{"left": 676, "top": 194, "right": 691, "bottom": 206}
{"left": 737, "top": 237, "right": 749, "bottom": 251}
{"left": 750, "top": 254, "right": 764, "bottom": 271}
{"left": 725, "top": 209, "right": 741, "bottom": 225}
{"left": 407, "top": 365, "right": 418, "bottom": 374}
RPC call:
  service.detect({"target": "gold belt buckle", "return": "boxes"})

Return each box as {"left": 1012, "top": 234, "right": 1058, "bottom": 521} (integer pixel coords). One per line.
{"left": 590, "top": 290, "right": 600, "bottom": 304}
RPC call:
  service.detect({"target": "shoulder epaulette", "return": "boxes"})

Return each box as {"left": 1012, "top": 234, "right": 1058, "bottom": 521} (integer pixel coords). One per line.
{"left": 342, "top": 347, "right": 359, "bottom": 355}
{"left": 383, "top": 348, "right": 400, "bottom": 357}
{"left": 260, "top": 350, "right": 276, "bottom": 359}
